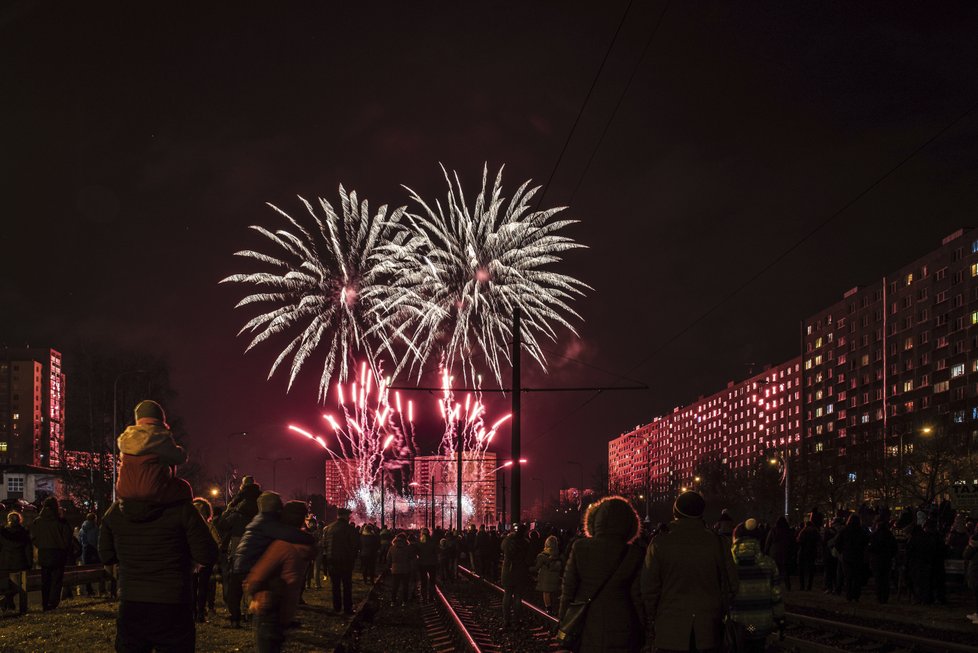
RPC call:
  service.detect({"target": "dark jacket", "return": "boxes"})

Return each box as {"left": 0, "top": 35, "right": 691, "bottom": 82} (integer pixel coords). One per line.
{"left": 796, "top": 523, "right": 820, "bottom": 558}
{"left": 642, "top": 517, "right": 738, "bottom": 652}
{"left": 500, "top": 532, "right": 532, "bottom": 590}
{"left": 387, "top": 535, "right": 417, "bottom": 574}
{"left": 764, "top": 522, "right": 795, "bottom": 569}
{"left": 99, "top": 499, "right": 218, "bottom": 604}
{"left": 226, "top": 483, "right": 262, "bottom": 522}
{"left": 29, "top": 507, "right": 73, "bottom": 567}
{"left": 232, "top": 512, "right": 315, "bottom": 575}
{"left": 417, "top": 536, "right": 439, "bottom": 566}
{"left": 834, "top": 522, "right": 869, "bottom": 564}
{"left": 323, "top": 518, "right": 359, "bottom": 564}
{"left": 867, "top": 525, "right": 897, "bottom": 568}
{"left": 533, "top": 551, "right": 563, "bottom": 593}
{"left": 359, "top": 530, "right": 380, "bottom": 558}
{"left": 562, "top": 498, "right": 645, "bottom": 653}
{"left": 0, "top": 524, "right": 33, "bottom": 571}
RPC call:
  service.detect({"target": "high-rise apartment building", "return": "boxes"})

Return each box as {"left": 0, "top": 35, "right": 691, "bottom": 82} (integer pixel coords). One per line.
{"left": 609, "top": 358, "right": 802, "bottom": 499}
{"left": 0, "top": 348, "right": 65, "bottom": 468}
{"left": 803, "top": 227, "right": 978, "bottom": 486}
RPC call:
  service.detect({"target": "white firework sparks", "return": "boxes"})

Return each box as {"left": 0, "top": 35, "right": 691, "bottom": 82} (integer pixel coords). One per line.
{"left": 220, "top": 188, "right": 406, "bottom": 401}
{"left": 376, "top": 163, "right": 590, "bottom": 386}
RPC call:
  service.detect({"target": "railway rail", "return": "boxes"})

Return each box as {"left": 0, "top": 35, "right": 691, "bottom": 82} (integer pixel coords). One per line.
{"left": 781, "top": 612, "right": 978, "bottom": 653}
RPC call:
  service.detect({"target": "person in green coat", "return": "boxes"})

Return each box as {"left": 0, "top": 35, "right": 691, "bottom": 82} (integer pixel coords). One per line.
{"left": 641, "top": 491, "right": 738, "bottom": 653}
{"left": 730, "top": 518, "right": 785, "bottom": 652}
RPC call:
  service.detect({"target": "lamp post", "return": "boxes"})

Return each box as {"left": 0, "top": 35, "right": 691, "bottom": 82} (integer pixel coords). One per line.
{"left": 768, "top": 454, "right": 789, "bottom": 516}
{"left": 225, "top": 431, "right": 248, "bottom": 504}
{"left": 112, "top": 370, "right": 144, "bottom": 502}
{"left": 531, "top": 477, "right": 545, "bottom": 516}
{"left": 258, "top": 456, "right": 292, "bottom": 492}
{"left": 626, "top": 433, "right": 653, "bottom": 522}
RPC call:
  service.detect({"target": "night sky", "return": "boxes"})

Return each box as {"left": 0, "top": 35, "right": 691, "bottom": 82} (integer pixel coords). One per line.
{"left": 4, "top": 2, "right": 978, "bottom": 506}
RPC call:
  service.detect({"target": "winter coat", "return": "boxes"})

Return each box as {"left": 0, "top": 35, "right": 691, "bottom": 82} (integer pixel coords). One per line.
{"left": 117, "top": 423, "right": 187, "bottom": 464}
{"left": 642, "top": 517, "right": 738, "bottom": 652}
{"left": 115, "top": 421, "right": 188, "bottom": 503}
{"left": 226, "top": 484, "right": 262, "bottom": 527}
{"left": 79, "top": 519, "right": 101, "bottom": 564}
{"left": 796, "top": 524, "right": 820, "bottom": 559}
{"left": 387, "top": 535, "right": 417, "bottom": 574}
{"left": 833, "top": 523, "right": 868, "bottom": 565}
{"left": 867, "top": 526, "right": 897, "bottom": 569}
{"left": 232, "top": 513, "right": 315, "bottom": 576}
{"left": 359, "top": 531, "right": 380, "bottom": 559}
{"left": 29, "top": 507, "right": 73, "bottom": 567}
{"left": 98, "top": 499, "right": 218, "bottom": 604}
{"left": 764, "top": 525, "right": 795, "bottom": 570}
{"left": 500, "top": 533, "right": 532, "bottom": 590}
{"left": 562, "top": 498, "right": 645, "bottom": 653}
{"left": 244, "top": 540, "right": 316, "bottom": 624}
{"left": 323, "top": 518, "right": 359, "bottom": 565}
{"left": 533, "top": 551, "right": 563, "bottom": 593}
{"left": 946, "top": 529, "right": 969, "bottom": 559}
{"left": 730, "top": 538, "right": 784, "bottom": 642}
{"left": 417, "top": 537, "right": 439, "bottom": 566}
{"left": 0, "top": 524, "right": 32, "bottom": 571}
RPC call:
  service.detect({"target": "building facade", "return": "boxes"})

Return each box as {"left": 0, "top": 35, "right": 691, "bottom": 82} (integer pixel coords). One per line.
{"left": 803, "top": 227, "right": 978, "bottom": 498}
{"left": 0, "top": 348, "right": 65, "bottom": 469}
{"left": 609, "top": 358, "right": 802, "bottom": 501}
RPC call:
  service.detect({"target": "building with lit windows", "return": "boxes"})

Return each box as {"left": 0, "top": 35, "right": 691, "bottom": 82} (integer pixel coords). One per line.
{"left": 609, "top": 358, "right": 802, "bottom": 500}
{"left": 0, "top": 348, "right": 66, "bottom": 469}
{"left": 802, "top": 227, "right": 978, "bottom": 494}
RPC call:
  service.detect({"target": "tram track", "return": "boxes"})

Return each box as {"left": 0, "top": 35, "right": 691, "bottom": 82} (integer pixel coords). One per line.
{"left": 781, "top": 611, "right": 978, "bottom": 653}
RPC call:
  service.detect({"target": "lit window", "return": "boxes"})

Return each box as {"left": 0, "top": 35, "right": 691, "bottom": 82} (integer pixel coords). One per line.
{"left": 12, "top": 413, "right": 19, "bottom": 420}
{"left": 903, "top": 380, "right": 914, "bottom": 392}
{"left": 6, "top": 476, "right": 24, "bottom": 493}
{"left": 935, "top": 381, "right": 950, "bottom": 393}
{"left": 0, "top": 442, "right": 6, "bottom": 452}
{"left": 906, "top": 273, "right": 913, "bottom": 286}
{"left": 952, "top": 363, "right": 965, "bottom": 378}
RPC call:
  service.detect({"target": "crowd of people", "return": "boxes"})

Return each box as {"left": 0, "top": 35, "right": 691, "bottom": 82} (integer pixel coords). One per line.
{"left": 1, "top": 398, "right": 977, "bottom": 653}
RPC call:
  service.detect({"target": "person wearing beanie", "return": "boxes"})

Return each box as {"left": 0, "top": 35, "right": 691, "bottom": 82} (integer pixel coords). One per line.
{"left": 244, "top": 501, "right": 316, "bottom": 650}
{"left": 641, "top": 491, "right": 737, "bottom": 652}
{"left": 730, "top": 517, "right": 785, "bottom": 651}
{"left": 115, "top": 399, "right": 193, "bottom": 503}
{"left": 215, "top": 476, "right": 264, "bottom": 626}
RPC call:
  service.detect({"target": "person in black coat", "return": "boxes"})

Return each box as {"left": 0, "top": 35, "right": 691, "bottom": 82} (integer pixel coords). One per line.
{"left": 796, "top": 520, "right": 820, "bottom": 591}
{"left": 867, "top": 519, "right": 897, "bottom": 603}
{"left": 765, "top": 516, "right": 796, "bottom": 591}
{"left": 99, "top": 495, "right": 218, "bottom": 651}
{"left": 561, "top": 496, "right": 645, "bottom": 653}
{"left": 833, "top": 514, "right": 869, "bottom": 602}
{"left": 501, "top": 524, "right": 533, "bottom": 627}
{"left": 905, "top": 524, "right": 936, "bottom": 604}
{"left": 0, "top": 511, "right": 32, "bottom": 612}
{"left": 29, "top": 497, "right": 73, "bottom": 611}
{"left": 323, "top": 508, "right": 360, "bottom": 614}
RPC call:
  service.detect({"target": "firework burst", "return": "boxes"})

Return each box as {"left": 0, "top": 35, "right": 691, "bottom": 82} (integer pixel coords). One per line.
{"left": 376, "top": 163, "right": 590, "bottom": 385}
{"left": 220, "top": 188, "right": 407, "bottom": 401}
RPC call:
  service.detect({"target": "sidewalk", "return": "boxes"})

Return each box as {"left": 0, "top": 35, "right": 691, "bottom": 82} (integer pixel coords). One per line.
{"left": 784, "top": 585, "right": 977, "bottom": 636}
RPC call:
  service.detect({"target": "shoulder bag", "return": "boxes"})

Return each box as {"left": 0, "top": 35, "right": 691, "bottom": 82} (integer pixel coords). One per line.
{"left": 555, "top": 544, "right": 631, "bottom": 651}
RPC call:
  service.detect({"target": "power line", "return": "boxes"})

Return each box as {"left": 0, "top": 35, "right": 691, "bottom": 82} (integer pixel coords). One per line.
{"left": 570, "top": 0, "right": 671, "bottom": 204}
{"left": 532, "top": 96, "right": 978, "bottom": 446}
{"left": 625, "top": 97, "right": 978, "bottom": 378}
{"left": 534, "top": 0, "right": 634, "bottom": 210}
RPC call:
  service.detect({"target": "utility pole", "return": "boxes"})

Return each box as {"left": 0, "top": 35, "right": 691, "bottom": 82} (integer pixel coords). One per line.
{"left": 511, "top": 306, "right": 522, "bottom": 525}
{"left": 499, "top": 472, "right": 507, "bottom": 527}
{"left": 456, "top": 429, "right": 463, "bottom": 531}
{"left": 430, "top": 473, "right": 435, "bottom": 530}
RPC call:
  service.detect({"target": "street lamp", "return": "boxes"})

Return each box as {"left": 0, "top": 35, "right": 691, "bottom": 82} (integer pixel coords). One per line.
{"left": 758, "top": 379, "right": 790, "bottom": 518}
{"left": 488, "top": 458, "right": 527, "bottom": 475}
{"left": 768, "top": 454, "right": 788, "bottom": 516}
{"left": 112, "top": 369, "right": 145, "bottom": 502}
{"left": 626, "top": 433, "right": 654, "bottom": 522}
{"left": 258, "top": 456, "right": 292, "bottom": 492}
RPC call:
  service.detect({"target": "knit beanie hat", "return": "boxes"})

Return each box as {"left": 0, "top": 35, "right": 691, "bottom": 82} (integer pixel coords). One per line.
{"left": 673, "top": 490, "right": 706, "bottom": 518}
{"left": 257, "top": 491, "right": 283, "bottom": 514}
{"left": 241, "top": 476, "right": 255, "bottom": 487}
{"left": 134, "top": 400, "right": 166, "bottom": 424}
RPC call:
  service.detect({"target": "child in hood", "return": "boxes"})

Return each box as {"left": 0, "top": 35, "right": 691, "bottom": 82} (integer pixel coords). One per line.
{"left": 116, "top": 400, "right": 192, "bottom": 503}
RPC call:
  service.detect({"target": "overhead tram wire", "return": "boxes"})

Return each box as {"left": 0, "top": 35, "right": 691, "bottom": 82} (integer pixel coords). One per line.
{"left": 532, "top": 0, "right": 634, "bottom": 210}
{"left": 569, "top": 0, "right": 672, "bottom": 205}
{"left": 530, "top": 95, "right": 978, "bottom": 446}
